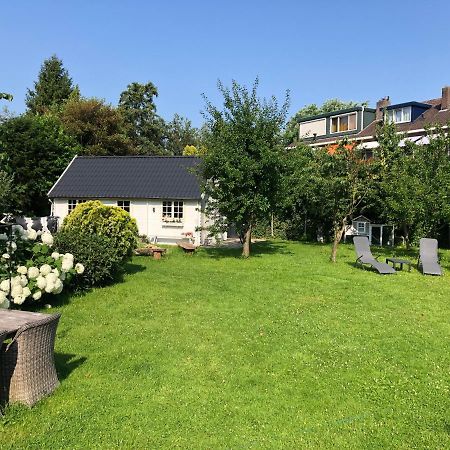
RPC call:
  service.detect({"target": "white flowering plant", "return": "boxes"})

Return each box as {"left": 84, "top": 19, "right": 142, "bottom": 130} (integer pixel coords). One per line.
{"left": 0, "top": 226, "right": 84, "bottom": 309}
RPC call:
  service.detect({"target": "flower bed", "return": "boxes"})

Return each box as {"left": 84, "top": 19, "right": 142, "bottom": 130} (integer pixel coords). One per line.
{"left": 0, "top": 226, "right": 84, "bottom": 308}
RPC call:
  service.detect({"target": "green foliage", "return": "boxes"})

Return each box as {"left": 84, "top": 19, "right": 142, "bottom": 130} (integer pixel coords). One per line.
{"left": 285, "top": 98, "right": 368, "bottom": 144}
{"left": 0, "top": 114, "right": 78, "bottom": 215}
{"left": 201, "top": 78, "right": 289, "bottom": 256}
{"left": 54, "top": 229, "right": 123, "bottom": 288}
{"left": 163, "top": 114, "right": 199, "bottom": 155}
{"left": 118, "top": 81, "right": 166, "bottom": 154}
{"left": 60, "top": 97, "right": 132, "bottom": 155}
{"left": 63, "top": 201, "right": 138, "bottom": 260}
{"left": 377, "top": 123, "right": 450, "bottom": 244}
{"left": 0, "top": 93, "right": 13, "bottom": 101}
{"left": 26, "top": 55, "right": 74, "bottom": 114}
{"left": 283, "top": 143, "right": 376, "bottom": 261}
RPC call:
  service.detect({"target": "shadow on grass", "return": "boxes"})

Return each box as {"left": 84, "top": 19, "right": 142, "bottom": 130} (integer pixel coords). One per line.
{"left": 55, "top": 353, "right": 87, "bottom": 382}
{"left": 202, "top": 240, "right": 294, "bottom": 259}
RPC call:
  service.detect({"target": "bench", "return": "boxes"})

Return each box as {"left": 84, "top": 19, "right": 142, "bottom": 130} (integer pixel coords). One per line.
{"left": 177, "top": 240, "right": 197, "bottom": 255}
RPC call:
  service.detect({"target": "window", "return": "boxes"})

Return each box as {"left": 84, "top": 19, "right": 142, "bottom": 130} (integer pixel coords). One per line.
{"left": 357, "top": 222, "right": 366, "bottom": 233}
{"left": 330, "top": 113, "right": 357, "bottom": 133}
{"left": 162, "top": 201, "right": 184, "bottom": 221}
{"left": 386, "top": 106, "right": 411, "bottom": 124}
{"left": 117, "top": 200, "right": 130, "bottom": 213}
{"left": 68, "top": 199, "right": 86, "bottom": 213}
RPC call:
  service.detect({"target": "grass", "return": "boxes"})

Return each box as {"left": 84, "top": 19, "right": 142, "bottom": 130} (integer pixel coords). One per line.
{"left": 0, "top": 241, "right": 449, "bottom": 449}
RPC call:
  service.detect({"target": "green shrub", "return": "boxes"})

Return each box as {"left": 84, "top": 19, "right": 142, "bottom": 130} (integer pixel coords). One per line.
{"left": 54, "top": 229, "right": 123, "bottom": 288}
{"left": 63, "top": 200, "right": 138, "bottom": 260}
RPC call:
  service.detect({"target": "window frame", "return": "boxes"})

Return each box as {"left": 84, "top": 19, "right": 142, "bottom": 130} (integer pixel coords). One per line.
{"left": 357, "top": 222, "right": 366, "bottom": 233}
{"left": 117, "top": 200, "right": 131, "bottom": 213}
{"left": 330, "top": 112, "right": 358, "bottom": 134}
{"left": 68, "top": 199, "right": 86, "bottom": 213}
{"left": 386, "top": 106, "right": 412, "bottom": 124}
{"left": 162, "top": 200, "right": 184, "bottom": 222}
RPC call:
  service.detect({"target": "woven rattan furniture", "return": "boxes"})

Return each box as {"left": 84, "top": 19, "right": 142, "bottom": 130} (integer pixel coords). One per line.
{"left": 0, "top": 311, "right": 61, "bottom": 407}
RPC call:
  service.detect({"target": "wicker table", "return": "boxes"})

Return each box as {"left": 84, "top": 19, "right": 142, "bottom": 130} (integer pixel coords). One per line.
{"left": 0, "top": 310, "right": 50, "bottom": 335}
{"left": 0, "top": 310, "right": 61, "bottom": 406}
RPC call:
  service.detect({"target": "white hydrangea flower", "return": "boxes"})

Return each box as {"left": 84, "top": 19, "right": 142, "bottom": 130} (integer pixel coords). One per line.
{"left": 11, "top": 276, "right": 22, "bottom": 287}
{"left": 11, "top": 285, "right": 23, "bottom": 298}
{"left": 51, "top": 252, "right": 60, "bottom": 260}
{"left": 62, "top": 258, "right": 73, "bottom": 272}
{"left": 0, "top": 233, "right": 7, "bottom": 241}
{"left": 12, "top": 294, "right": 25, "bottom": 305}
{"left": 41, "top": 232, "right": 54, "bottom": 246}
{"left": 63, "top": 253, "right": 74, "bottom": 261}
{"left": 17, "top": 266, "right": 28, "bottom": 275}
{"left": 28, "top": 266, "right": 40, "bottom": 279}
{"left": 27, "top": 229, "right": 38, "bottom": 240}
{"left": 20, "top": 275, "right": 28, "bottom": 287}
{"left": 32, "top": 290, "right": 42, "bottom": 301}
{"left": 36, "top": 276, "right": 47, "bottom": 290}
{"left": 0, "top": 290, "right": 7, "bottom": 304}
{"left": 40, "top": 264, "right": 52, "bottom": 276}
{"left": 0, "top": 279, "right": 10, "bottom": 293}
{"left": 2, "top": 253, "right": 10, "bottom": 260}
{"left": 45, "top": 282, "right": 55, "bottom": 294}
{"left": 52, "top": 268, "right": 60, "bottom": 278}
{"left": 53, "top": 279, "right": 63, "bottom": 294}
{"left": 75, "top": 263, "right": 85, "bottom": 274}
{"left": 45, "top": 273, "right": 58, "bottom": 285}
{"left": 22, "top": 287, "right": 31, "bottom": 298}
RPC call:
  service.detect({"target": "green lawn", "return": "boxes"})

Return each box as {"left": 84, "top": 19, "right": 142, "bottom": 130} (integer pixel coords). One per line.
{"left": 1, "top": 241, "right": 449, "bottom": 449}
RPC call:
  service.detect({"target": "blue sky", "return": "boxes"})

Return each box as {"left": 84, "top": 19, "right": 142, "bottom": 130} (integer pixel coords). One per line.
{"left": 2, "top": 1, "right": 450, "bottom": 126}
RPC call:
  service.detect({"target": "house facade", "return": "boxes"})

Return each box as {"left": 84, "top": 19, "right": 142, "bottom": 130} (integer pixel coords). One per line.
{"left": 48, "top": 156, "right": 221, "bottom": 245}
{"left": 291, "top": 85, "right": 450, "bottom": 149}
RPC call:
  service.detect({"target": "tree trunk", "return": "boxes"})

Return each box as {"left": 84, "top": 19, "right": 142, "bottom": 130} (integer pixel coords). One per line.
{"left": 403, "top": 224, "right": 410, "bottom": 249}
{"left": 242, "top": 225, "right": 252, "bottom": 258}
{"left": 330, "top": 220, "right": 347, "bottom": 263}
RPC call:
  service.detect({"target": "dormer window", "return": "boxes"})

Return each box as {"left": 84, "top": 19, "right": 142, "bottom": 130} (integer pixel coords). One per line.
{"left": 386, "top": 106, "right": 411, "bottom": 124}
{"left": 330, "top": 113, "right": 357, "bottom": 133}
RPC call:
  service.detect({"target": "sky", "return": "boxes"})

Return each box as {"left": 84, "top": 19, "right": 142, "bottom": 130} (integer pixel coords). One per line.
{"left": 1, "top": 0, "right": 450, "bottom": 127}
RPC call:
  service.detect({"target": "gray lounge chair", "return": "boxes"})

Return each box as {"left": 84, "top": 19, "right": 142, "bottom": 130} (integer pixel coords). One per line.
{"left": 353, "top": 236, "right": 396, "bottom": 274}
{"left": 418, "top": 238, "right": 442, "bottom": 275}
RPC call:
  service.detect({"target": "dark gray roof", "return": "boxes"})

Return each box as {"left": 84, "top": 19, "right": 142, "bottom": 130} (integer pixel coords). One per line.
{"left": 48, "top": 156, "right": 202, "bottom": 199}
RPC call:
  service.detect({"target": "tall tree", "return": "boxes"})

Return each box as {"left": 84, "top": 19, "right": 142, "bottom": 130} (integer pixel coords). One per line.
{"left": 0, "top": 114, "right": 78, "bottom": 215}
{"left": 163, "top": 114, "right": 198, "bottom": 155}
{"left": 26, "top": 55, "right": 74, "bottom": 114}
{"left": 0, "top": 153, "right": 12, "bottom": 213}
{"left": 285, "top": 143, "right": 376, "bottom": 262}
{"left": 285, "top": 98, "right": 368, "bottom": 145}
{"left": 378, "top": 123, "right": 450, "bottom": 245}
{"left": 201, "top": 79, "right": 289, "bottom": 257}
{"left": 60, "top": 97, "right": 131, "bottom": 155}
{"left": 118, "top": 82, "right": 165, "bottom": 154}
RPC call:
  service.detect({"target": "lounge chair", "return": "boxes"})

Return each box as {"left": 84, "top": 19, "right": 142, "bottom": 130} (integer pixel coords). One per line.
{"left": 353, "top": 236, "right": 396, "bottom": 274}
{"left": 418, "top": 238, "right": 443, "bottom": 275}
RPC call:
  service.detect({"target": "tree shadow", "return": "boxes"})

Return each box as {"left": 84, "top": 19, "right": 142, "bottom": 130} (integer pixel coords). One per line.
{"left": 55, "top": 353, "right": 87, "bottom": 381}
{"left": 202, "top": 240, "right": 294, "bottom": 259}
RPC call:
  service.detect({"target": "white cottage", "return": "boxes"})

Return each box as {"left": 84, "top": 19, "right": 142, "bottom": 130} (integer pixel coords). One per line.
{"left": 344, "top": 215, "right": 394, "bottom": 246}
{"left": 48, "top": 156, "right": 221, "bottom": 245}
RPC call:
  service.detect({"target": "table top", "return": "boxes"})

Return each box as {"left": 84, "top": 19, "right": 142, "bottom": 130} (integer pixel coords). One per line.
{"left": 0, "top": 310, "right": 49, "bottom": 334}
{"left": 386, "top": 257, "right": 411, "bottom": 264}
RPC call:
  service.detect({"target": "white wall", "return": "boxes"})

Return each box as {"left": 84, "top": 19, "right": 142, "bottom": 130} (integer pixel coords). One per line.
{"left": 52, "top": 198, "right": 206, "bottom": 245}
{"left": 299, "top": 118, "right": 326, "bottom": 138}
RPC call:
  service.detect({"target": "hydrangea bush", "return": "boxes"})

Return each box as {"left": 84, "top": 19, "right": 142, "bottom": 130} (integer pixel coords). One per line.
{"left": 0, "top": 226, "right": 84, "bottom": 309}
